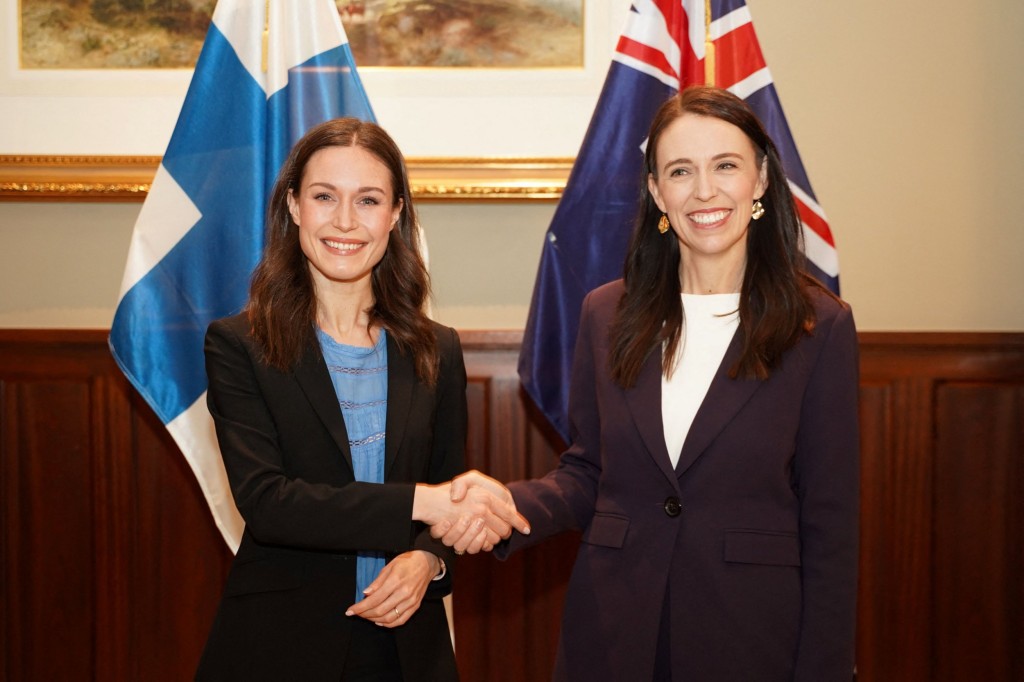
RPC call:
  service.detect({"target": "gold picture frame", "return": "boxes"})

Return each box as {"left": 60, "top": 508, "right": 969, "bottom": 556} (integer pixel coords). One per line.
{"left": 0, "top": 155, "right": 571, "bottom": 202}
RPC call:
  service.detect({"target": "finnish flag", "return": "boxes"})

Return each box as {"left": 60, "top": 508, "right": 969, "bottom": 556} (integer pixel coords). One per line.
{"left": 109, "top": 0, "right": 375, "bottom": 551}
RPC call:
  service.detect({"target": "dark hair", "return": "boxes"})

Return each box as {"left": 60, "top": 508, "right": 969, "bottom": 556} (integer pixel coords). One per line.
{"left": 609, "top": 86, "right": 828, "bottom": 387}
{"left": 247, "top": 117, "right": 438, "bottom": 385}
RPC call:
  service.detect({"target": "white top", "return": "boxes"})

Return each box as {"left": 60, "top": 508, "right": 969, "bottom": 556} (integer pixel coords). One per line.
{"left": 662, "top": 293, "right": 741, "bottom": 467}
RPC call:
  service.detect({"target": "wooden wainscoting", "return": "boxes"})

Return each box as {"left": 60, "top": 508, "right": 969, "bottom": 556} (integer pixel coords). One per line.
{"left": 1, "top": 330, "right": 1021, "bottom": 681}
{"left": 0, "top": 330, "right": 232, "bottom": 681}
{"left": 856, "top": 333, "right": 1023, "bottom": 682}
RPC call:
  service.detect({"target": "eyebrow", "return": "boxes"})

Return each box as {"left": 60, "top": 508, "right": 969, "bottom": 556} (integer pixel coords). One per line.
{"left": 662, "top": 151, "right": 745, "bottom": 169}
{"left": 306, "top": 181, "right": 387, "bottom": 194}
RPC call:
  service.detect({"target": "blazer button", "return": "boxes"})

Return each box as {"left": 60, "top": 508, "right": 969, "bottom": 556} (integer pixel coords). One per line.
{"left": 663, "top": 497, "right": 681, "bottom": 517}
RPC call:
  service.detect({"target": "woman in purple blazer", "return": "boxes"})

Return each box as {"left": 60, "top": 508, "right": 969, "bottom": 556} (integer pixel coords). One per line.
{"left": 443, "top": 87, "right": 859, "bottom": 680}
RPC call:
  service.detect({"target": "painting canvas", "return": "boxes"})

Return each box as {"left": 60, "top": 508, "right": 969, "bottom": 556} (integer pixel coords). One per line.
{"left": 18, "top": 0, "right": 584, "bottom": 69}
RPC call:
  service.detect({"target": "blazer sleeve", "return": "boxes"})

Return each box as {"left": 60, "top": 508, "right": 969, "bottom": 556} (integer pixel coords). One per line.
{"left": 498, "top": 289, "right": 605, "bottom": 556}
{"left": 205, "top": 318, "right": 417, "bottom": 554}
{"left": 411, "top": 326, "right": 466, "bottom": 593}
{"left": 792, "top": 302, "right": 861, "bottom": 681}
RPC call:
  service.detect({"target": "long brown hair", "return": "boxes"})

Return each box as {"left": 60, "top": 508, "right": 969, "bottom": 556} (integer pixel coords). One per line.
{"left": 609, "top": 86, "right": 828, "bottom": 388}
{"left": 247, "top": 118, "right": 438, "bottom": 385}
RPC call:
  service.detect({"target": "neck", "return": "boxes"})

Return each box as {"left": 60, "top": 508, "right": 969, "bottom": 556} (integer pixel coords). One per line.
{"left": 313, "top": 277, "right": 377, "bottom": 346}
{"left": 678, "top": 255, "right": 745, "bottom": 295}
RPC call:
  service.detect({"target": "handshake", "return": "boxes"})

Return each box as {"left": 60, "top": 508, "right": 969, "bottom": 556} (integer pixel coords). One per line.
{"left": 414, "top": 470, "right": 530, "bottom": 555}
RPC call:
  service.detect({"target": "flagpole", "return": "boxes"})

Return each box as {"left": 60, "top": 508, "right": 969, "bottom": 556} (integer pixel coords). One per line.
{"left": 262, "top": 0, "right": 270, "bottom": 72}
{"left": 704, "top": 0, "right": 715, "bottom": 85}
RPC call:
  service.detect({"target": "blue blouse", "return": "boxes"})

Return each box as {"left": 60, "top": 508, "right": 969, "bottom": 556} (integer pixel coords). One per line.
{"left": 317, "top": 327, "right": 388, "bottom": 601}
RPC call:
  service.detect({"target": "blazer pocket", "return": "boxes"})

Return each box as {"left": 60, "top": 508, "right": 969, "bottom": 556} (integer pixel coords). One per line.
{"left": 223, "top": 558, "right": 305, "bottom": 598}
{"left": 723, "top": 529, "right": 801, "bottom": 567}
{"left": 582, "top": 512, "right": 630, "bottom": 548}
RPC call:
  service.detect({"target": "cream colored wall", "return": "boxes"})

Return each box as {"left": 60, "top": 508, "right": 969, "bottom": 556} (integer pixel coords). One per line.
{"left": 753, "top": 0, "right": 1024, "bottom": 331}
{"left": 1, "top": 0, "right": 1022, "bottom": 331}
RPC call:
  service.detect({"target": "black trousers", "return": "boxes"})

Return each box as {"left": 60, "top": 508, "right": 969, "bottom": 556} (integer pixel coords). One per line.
{"left": 341, "top": 617, "right": 403, "bottom": 682}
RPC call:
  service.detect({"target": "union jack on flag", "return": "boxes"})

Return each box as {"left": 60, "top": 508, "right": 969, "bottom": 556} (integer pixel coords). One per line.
{"left": 519, "top": 0, "right": 838, "bottom": 441}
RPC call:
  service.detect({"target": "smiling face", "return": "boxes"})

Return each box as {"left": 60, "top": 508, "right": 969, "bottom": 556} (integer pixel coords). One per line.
{"left": 287, "top": 145, "right": 402, "bottom": 294}
{"left": 648, "top": 113, "right": 768, "bottom": 291}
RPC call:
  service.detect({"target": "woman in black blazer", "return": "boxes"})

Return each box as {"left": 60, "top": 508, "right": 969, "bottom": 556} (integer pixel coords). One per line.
{"left": 442, "top": 87, "right": 860, "bottom": 680}
{"left": 196, "top": 118, "right": 526, "bottom": 681}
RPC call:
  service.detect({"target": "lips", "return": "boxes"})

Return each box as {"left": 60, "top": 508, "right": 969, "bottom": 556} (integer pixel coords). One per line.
{"left": 688, "top": 209, "right": 731, "bottom": 226}
{"left": 323, "top": 238, "right": 365, "bottom": 252}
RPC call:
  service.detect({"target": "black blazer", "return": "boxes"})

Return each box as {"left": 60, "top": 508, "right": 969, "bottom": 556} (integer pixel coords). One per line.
{"left": 498, "top": 280, "right": 860, "bottom": 681}
{"left": 196, "top": 313, "right": 464, "bottom": 681}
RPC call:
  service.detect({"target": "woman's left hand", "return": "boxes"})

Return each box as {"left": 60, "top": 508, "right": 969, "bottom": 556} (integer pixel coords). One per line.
{"left": 345, "top": 550, "right": 438, "bottom": 628}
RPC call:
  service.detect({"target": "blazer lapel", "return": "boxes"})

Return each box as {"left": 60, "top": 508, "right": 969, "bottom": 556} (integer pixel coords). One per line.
{"left": 623, "top": 349, "right": 678, "bottom": 486}
{"left": 384, "top": 334, "right": 414, "bottom": 479}
{"left": 293, "top": 341, "right": 354, "bottom": 472}
{"left": 675, "top": 330, "right": 762, "bottom": 477}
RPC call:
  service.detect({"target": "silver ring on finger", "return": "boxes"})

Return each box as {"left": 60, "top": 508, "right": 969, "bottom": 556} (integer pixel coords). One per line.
{"left": 394, "top": 607, "right": 401, "bottom": 617}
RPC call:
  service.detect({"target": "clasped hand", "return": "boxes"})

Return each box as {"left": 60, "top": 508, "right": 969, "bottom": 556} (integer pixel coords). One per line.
{"left": 348, "top": 472, "right": 528, "bottom": 627}
{"left": 414, "top": 470, "right": 530, "bottom": 554}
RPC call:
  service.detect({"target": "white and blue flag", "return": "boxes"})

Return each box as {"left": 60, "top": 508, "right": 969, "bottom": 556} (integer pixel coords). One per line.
{"left": 109, "top": 0, "right": 375, "bottom": 551}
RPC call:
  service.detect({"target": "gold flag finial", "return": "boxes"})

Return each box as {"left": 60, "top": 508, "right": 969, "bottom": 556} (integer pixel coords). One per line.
{"left": 704, "top": 0, "right": 716, "bottom": 85}
{"left": 262, "top": 0, "right": 270, "bottom": 73}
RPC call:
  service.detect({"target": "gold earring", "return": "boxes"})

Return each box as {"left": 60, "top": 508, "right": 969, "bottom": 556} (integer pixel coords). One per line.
{"left": 657, "top": 214, "right": 671, "bottom": 234}
{"left": 751, "top": 199, "right": 765, "bottom": 220}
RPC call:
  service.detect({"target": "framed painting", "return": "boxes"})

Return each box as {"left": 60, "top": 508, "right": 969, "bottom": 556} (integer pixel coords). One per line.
{"left": 1, "top": 1, "right": 628, "bottom": 200}
{"left": 19, "top": 0, "right": 585, "bottom": 70}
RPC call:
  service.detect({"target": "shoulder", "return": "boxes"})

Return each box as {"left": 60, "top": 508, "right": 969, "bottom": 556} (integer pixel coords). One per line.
{"left": 585, "top": 279, "right": 625, "bottom": 307}
{"left": 203, "top": 312, "right": 269, "bottom": 384}
{"left": 204, "top": 312, "right": 273, "bottom": 373}
{"left": 806, "top": 283, "right": 855, "bottom": 332}
{"left": 425, "top": 320, "right": 462, "bottom": 354}
{"left": 800, "top": 284, "right": 858, "bottom": 366}
{"left": 421, "top": 320, "right": 465, "bottom": 377}
{"left": 422, "top": 321, "right": 466, "bottom": 390}
{"left": 581, "top": 279, "right": 625, "bottom": 322}
{"left": 206, "top": 311, "right": 252, "bottom": 346}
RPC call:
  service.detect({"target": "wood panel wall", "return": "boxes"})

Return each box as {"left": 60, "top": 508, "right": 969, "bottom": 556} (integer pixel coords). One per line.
{"left": 1, "top": 330, "right": 1021, "bottom": 681}
{"left": 855, "top": 334, "right": 1023, "bottom": 682}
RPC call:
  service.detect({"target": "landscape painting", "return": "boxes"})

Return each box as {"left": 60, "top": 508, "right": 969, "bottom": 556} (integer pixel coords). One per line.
{"left": 18, "top": 0, "right": 584, "bottom": 69}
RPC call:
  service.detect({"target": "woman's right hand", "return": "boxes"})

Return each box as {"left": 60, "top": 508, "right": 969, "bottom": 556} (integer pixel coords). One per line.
{"left": 413, "top": 471, "right": 529, "bottom": 554}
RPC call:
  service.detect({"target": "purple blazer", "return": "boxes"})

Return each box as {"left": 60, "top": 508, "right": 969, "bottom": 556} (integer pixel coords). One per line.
{"left": 498, "top": 280, "right": 859, "bottom": 681}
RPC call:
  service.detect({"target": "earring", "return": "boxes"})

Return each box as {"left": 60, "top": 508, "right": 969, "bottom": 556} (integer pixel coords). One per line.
{"left": 751, "top": 199, "right": 765, "bottom": 221}
{"left": 657, "top": 214, "right": 671, "bottom": 234}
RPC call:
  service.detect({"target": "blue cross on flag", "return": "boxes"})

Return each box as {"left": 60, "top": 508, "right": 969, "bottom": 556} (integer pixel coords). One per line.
{"left": 109, "top": 0, "right": 375, "bottom": 551}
